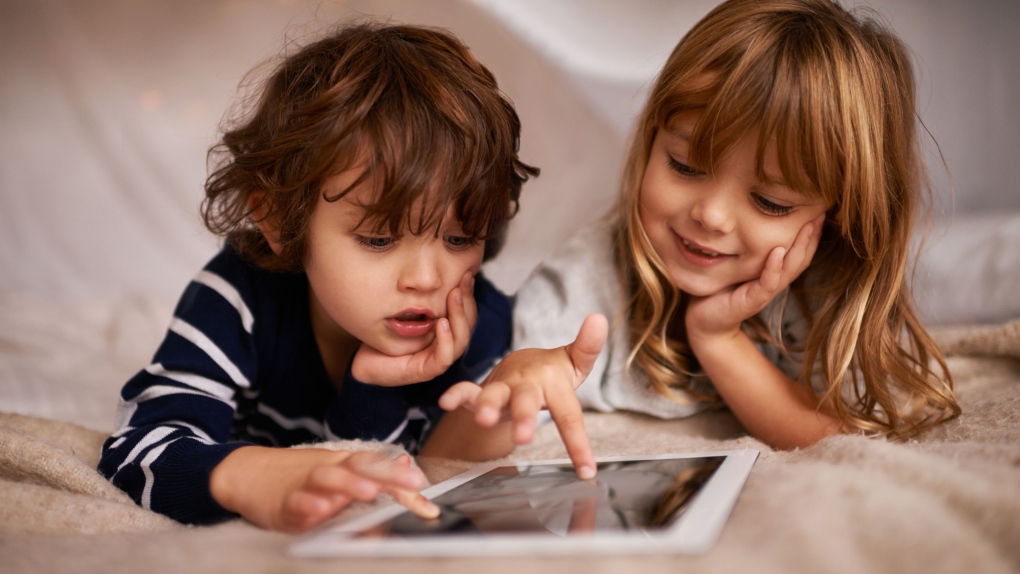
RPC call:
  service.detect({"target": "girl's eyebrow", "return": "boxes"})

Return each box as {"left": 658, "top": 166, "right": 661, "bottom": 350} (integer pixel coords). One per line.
{"left": 665, "top": 127, "right": 693, "bottom": 142}
{"left": 762, "top": 174, "right": 789, "bottom": 189}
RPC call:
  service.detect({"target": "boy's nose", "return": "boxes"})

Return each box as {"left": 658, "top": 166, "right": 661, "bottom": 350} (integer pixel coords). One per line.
{"left": 397, "top": 248, "right": 443, "bottom": 293}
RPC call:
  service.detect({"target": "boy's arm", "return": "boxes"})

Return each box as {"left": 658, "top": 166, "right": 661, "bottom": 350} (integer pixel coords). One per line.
{"left": 422, "top": 314, "right": 608, "bottom": 480}
{"left": 98, "top": 253, "right": 268, "bottom": 524}
{"left": 97, "top": 275, "right": 256, "bottom": 523}
{"left": 209, "top": 446, "right": 437, "bottom": 533}
{"left": 418, "top": 407, "right": 515, "bottom": 462}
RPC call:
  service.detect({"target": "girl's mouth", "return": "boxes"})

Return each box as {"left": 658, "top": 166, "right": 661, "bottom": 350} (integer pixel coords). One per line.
{"left": 682, "top": 238, "right": 722, "bottom": 257}
{"left": 675, "top": 234, "right": 732, "bottom": 267}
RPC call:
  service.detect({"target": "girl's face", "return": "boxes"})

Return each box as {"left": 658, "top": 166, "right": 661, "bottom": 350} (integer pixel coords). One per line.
{"left": 303, "top": 165, "right": 484, "bottom": 357}
{"left": 638, "top": 111, "right": 830, "bottom": 297}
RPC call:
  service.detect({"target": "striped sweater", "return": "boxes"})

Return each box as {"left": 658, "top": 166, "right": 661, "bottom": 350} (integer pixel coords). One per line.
{"left": 98, "top": 245, "right": 512, "bottom": 525}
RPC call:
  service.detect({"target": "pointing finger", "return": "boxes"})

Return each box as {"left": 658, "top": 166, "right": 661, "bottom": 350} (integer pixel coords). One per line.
{"left": 564, "top": 314, "right": 608, "bottom": 383}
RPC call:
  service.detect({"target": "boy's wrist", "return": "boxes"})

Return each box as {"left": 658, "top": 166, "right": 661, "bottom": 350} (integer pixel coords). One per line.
{"left": 210, "top": 446, "right": 354, "bottom": 524}
{"left": 209, "top": 445, "right": 259, "bottom": 513}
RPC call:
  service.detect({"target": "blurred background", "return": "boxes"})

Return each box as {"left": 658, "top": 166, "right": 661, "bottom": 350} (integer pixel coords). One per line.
{"left": 2, "top": 0, "right": 1018, "bottom": 320}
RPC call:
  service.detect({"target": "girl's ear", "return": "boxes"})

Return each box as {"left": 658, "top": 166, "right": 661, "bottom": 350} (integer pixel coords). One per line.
{"left": 248, "top": 191, "right": 283, "bottom": 255}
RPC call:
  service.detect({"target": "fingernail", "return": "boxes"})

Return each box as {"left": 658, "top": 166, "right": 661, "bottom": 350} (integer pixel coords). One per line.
{"left": 419, "top": 496, "right": 441, "bottom": 519}
{"left": 479, "top": 407, "right": 496, "bottom": 424}
{"left": 440, "top": 319, "right": 450, "bottom": 332}
{"left": 578, "top": 466, "right": 596, "bottom": 480}
{"left": 455, "top": 290, "right": 463, "bottom": 304}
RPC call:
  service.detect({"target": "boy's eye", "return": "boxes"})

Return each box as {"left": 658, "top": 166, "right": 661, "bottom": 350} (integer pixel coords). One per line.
{"left": 355, "top": 235, "right": 393, "bottom": 249}
{"left": 667, "top": 156, "right": 704, "bottom": 177}
{"left": 751, "top": 193, "right": 794, "bottom": 216}
{"left": 444, "top": 235, "right": 478, "bottom": 250}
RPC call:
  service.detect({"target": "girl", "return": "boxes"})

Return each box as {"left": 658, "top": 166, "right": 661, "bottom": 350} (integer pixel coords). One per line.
{"left": 98, "top": 22, "right": 545, "bottom": 531}
{"left": 437, "top": 0, "right": 961, "bottom": 460}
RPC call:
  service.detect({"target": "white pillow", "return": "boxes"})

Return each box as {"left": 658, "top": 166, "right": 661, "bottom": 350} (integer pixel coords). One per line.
{"left": 914, "top": 212, "right": 1020, "bottom": 326}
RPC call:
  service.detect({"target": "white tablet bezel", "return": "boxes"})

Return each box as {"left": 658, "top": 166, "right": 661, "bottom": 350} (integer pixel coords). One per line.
{"left": 289, "top": 449, "right": 758, "bottom": 558}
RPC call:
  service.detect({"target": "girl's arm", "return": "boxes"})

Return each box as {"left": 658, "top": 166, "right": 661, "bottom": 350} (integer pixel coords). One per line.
{"left": 688, "top": 330, "right": 841, "bottom": 449}
{"left": 686, "top": 214, "right": 839, "bottom": 448}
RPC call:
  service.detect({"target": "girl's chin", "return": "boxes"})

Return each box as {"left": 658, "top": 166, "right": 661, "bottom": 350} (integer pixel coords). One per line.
{"left": 671, "top": 278, "right": 721, "bottom": 298}
{"left": 671, "top": 276, "right": 741, "bottom": 298}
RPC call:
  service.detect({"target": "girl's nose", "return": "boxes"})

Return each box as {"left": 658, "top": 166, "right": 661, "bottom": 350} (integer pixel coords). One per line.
{"left": 397, "top": 247, "right": 443, "bottom": 293}
{"left": 690, "top": 187, "right": 736, "bottom": 234}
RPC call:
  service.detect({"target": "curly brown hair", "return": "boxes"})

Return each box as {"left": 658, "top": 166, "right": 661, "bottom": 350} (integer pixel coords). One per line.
{"left": 202, "top": 21, "right": 539, "bottom": 272}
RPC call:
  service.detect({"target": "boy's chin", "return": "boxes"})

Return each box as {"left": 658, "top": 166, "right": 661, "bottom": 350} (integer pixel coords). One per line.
{"left": 370, "top": 337, "right": 434, "bottom": 358}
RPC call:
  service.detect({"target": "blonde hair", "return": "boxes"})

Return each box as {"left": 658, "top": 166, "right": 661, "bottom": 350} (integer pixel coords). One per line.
{"left": 618, "top": 0, "right": 959, "bottom": 438}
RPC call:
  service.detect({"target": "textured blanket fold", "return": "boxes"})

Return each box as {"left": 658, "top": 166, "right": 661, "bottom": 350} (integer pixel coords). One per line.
{"left": 2, "top": 319, "right": 1019, "bottom": 573}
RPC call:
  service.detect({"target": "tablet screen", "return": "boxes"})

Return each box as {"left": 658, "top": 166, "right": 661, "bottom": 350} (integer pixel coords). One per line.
{"left": 356, "top": 456, "right": 724, "bottom": 538}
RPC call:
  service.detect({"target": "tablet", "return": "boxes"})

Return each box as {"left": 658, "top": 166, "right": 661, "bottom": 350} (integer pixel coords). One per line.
{"left": 289, "top": 449, "right": 757, "bottom": 557}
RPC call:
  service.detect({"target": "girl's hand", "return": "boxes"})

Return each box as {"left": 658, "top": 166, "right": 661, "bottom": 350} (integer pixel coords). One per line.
{"left": 210, "top": 446, "right": 439, "bottom": 533}
{"left": 438, "top": 313, "right": 608, "bottom": 480}
{"left": 352, "top": 272, "right": 477, "bottom": 386}
{"left": 687, "top": 214, "right": 824, "bottom": 340}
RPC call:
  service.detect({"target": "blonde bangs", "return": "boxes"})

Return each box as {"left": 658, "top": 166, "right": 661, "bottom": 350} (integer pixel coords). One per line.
{"left": 656, "top": 10, "right": 853, "bottom": 207}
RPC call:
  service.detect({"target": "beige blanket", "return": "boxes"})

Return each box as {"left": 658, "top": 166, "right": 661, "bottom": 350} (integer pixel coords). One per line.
{"left": 2, "top": 320, "right": 1019, "bottom": 573}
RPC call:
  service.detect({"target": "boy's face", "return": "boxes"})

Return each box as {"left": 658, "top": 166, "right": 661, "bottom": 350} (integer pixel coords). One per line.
{"left": 639, "top": 111, "right": 830, "bottom": 297}
{"left": 303, "top": 165, "right": 484, "bottom": 358}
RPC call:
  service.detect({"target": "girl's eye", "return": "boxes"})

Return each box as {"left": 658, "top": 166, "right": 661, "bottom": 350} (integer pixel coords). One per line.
{"left": 444, "top": 235, "right": 479, "bottom": 250}
{"left": 667, "top": 156, "right": 704, "bottom": 177}
{"left": 752, "top": 193, "right": 794, "bottom": 216}
{"left": 355, "top": 236, "right": 393, "bottom": 249}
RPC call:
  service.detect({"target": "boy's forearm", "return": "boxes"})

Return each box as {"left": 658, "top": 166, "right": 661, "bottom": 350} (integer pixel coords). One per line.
{"left": 209, "top": 445, "right": 349, "bottom": 526}
{"left": 419, "top": 408, "right": 515, "bottom": 462}
{"left": 690, "top": 330, "right": 841, "bottom": 449}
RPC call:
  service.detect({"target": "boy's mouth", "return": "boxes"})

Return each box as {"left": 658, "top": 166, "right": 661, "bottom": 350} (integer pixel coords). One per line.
{"left": 393, "top": 312, "right": 430, "bottom": 322}
{"left": 387, "top": 309, "right": 438, "bottom": 338}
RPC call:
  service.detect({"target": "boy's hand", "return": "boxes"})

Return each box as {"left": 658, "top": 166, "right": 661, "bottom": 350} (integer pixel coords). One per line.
{"left": 438, "top": 313, "right": 608, "bottom": 480}
{"left": 352, "top": 272, "right": 477, "bottom": 386}
{"left": 210, "top": 446, "right": 439, "bottom": 533}
{"left": 686, "top": 214, "right": 824, "bottom": 341}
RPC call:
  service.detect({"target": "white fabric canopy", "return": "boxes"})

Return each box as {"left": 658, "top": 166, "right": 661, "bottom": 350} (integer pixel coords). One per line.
{"left": 1, "top": 0, "right": 1018, "bottom": 323}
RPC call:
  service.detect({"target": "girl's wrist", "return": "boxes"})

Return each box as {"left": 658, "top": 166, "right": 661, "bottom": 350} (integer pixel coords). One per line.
{"left": 686, "top": 325, "right": 746, "bottom": 360}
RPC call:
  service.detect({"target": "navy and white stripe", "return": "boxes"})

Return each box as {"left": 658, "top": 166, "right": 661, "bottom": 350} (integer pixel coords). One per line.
{"left": 98, "top": 245, "right": 512, "bottom": 525}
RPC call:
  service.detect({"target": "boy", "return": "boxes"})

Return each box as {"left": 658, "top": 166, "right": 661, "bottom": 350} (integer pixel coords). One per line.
{"left": 99, "top": 22, "right": 538, "bottom": 532}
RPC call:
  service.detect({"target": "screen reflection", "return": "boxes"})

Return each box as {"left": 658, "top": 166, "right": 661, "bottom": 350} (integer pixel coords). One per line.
{"left": 358, "top": 456, "right": 723, "bottom": 538}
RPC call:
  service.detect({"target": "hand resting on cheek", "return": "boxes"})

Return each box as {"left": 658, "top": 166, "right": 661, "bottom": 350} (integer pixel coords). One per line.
{"left": 352, "top": 272, "right": 478, "bottom": 386}
{"left": 685, "top": 213, "right": 825, "bottom": 341}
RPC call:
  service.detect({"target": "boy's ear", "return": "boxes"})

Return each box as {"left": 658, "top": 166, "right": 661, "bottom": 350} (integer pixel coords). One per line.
{"left": 248, "top": 191, "right": 283, "bottom": 255}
